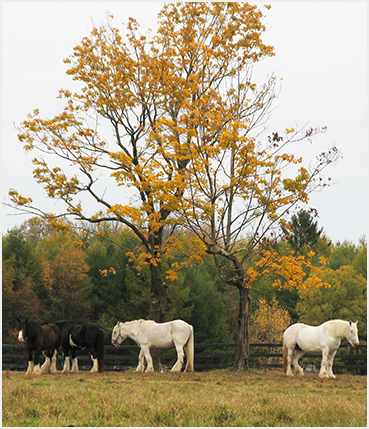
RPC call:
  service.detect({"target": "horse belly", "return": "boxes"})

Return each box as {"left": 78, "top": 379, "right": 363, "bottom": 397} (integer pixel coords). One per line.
{"left": 40, "top": 327, "right": 59, "bottom": 350}
{"left": 296, "top": 331, "right": 324, "bottom": 353}
{"left": 150, "top": 337, "right": 174, "bottom": 349}
{"left": 69, "top": 336, "right": 86, "bottom": 350}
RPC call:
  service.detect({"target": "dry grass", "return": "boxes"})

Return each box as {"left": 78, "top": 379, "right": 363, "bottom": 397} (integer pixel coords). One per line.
{"left": 2, "top": 369, "right": 367, "bottom": 427}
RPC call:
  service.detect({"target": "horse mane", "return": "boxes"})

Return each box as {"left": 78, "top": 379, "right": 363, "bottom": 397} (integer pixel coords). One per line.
{"left": 26, "top": 319, "right": 42, "bottom": 339}
{"left": 325, "top": 319, "right": 349, "bottom": 337}
{"left": 123, "top": 319, "right": 146, "bottom": 326}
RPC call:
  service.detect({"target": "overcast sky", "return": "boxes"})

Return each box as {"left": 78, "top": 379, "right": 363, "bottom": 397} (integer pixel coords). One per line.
{"left": 2, "top": 2, "right": 367, "bottom": 243}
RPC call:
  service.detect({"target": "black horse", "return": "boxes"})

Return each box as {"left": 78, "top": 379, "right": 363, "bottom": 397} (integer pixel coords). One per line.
{"left": 56, "top": 321, "right": 105, "bottom": 373}
{"left": 17, "top": 318, "right": 61, "bottom": 375}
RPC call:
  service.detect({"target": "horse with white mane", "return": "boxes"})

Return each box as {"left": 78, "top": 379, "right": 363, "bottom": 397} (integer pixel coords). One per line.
{"left": 111, "top": 319, "right": 194, "bottom": 373}
{"left": 283, "top": 319, "right": 359, "bottom": 378}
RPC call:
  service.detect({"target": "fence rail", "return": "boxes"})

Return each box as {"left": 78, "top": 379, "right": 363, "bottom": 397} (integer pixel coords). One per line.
{"left": 2, "top": 342, "right": 366, "bottom": 374}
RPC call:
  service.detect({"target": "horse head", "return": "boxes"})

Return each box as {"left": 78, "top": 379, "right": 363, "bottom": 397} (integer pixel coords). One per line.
{"left": 347, "top": 320, "right": 359, "bottom": 347}
{"left": 17, "top": 318, "right": 28, "bottom": 343}
{"left": 111, "top": 322, "right": 126, "bottom": 348}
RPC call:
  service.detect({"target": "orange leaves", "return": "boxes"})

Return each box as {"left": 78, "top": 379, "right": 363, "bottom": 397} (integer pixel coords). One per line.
{"left": 157, "top": 2, "right": 274, "bottom": 71}
{"left": 99, "top": 267, "right": 117, "bottom": 277}
{"left": 243, "top": 249, "right": 331, "bottom": 292}
{"left": 319, "top": 255, "right": 327, "bottom": 266}
{"left": 108, "top": 204, "right": 142, "bottom": 223}
{"left": 8, "top": 189, "right": 33, "bottom": 206}
{"left": 250, "top": 296, "right": 291, "bottom": 343}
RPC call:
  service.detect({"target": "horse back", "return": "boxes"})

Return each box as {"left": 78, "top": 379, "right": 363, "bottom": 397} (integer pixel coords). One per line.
{"left": 71, "top": 323, "right": 103, "bottom": 348}
{"left": 145, "top": 319, "right": 192, "bottom": 347}
{"left": 40, "top": 324, "right": 61, "bottom": 350}
{"left": 56, "top": 321, "right": 79, "bottom": 348}
{"left": 283, "top": 323, "right": 312, "bottom": 346}
{"left": 285, "top": 322, "right": 331, "bottom": 353}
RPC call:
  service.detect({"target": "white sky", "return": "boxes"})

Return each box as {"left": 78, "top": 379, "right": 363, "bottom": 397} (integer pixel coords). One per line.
{"left": 1, "top": 2, "right": 367, "bottom": 244}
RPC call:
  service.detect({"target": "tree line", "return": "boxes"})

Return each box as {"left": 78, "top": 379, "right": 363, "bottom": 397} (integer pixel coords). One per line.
{"left": 3, "top": 213, "right": 366, "bottom": 347}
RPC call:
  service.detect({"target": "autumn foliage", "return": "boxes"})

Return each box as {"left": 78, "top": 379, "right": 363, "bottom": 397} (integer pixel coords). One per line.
{"left": 8, "top": 3, "right": 344, "bottom": 369}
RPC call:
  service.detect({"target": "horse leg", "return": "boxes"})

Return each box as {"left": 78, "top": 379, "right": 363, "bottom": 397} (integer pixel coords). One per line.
{"left": 62, "top": 346, "right": 71, "bottom": 373}
{"left": 41, "top": 351, "right": 51, "bottom": 373}
{"left": 136, "top": 349, "right": 145, "bottom": 373}
{"left": 25, "top": 349, "right": 34, "bottom": 375}
{"left": 90, "top": 356, "right": 98, "bottom": 373}
{"left": 50, "top": 350, "right": 58, "bottom": 373}
{"left": 32, "top": 350, "right": 42, "bottom": 375}
{"left": 286, "top": 346, "right": 294, "bottom": 377}
{"left": 70, "top": 350, "right": 79, "bottom": 373}
{"left": 87, "top": 348, "right": 98, "bottom": 373}
{"left": 327, "top": 349, "right": 338, "bottom": 378}
{"left": 142, "top": 347, "right": 154, "bottom": 373}
{"left": 62, "top": 356, "right": 71, "bottom": 373}
{"left": 89, "top": 356, "right": 98, "bottom": 373}
{"left": 171, "top": 344, "right": 184, "bottom": 372}
{"left": 292, "top": 349, "right": 305, "bottom": 376}
{"left": 71, "top": 358, "right": 79, "bottom": 372}
{"left": 319, "top": 348, "right": 329, "bottom": 378}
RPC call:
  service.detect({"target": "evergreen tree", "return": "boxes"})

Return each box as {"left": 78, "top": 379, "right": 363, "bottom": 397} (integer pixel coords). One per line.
{"left": 282, "top": 209, "right": 323, "bottom": 252}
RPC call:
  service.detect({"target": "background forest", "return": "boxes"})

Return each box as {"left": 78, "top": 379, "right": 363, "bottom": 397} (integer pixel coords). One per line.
{"left": 3, "top": 211, "right": 367, "bottom": 346}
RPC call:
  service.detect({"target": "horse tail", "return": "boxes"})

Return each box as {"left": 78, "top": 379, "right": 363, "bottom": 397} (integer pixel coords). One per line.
{"left": 184, "top": 325, "right": 195, "bottom": 372}
{"left": 96, "top": 328, "right": 105, "bottom": 372}
{"left": 282, "top": 342, "right": 288, "bottom": 374}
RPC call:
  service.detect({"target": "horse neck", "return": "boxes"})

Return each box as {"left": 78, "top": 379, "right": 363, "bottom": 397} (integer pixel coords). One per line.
{"left": 326, "top": 320, "right": 349, "bottom": 339}
{"left": 123, "top": 321, "right": 139, "bottom": 341}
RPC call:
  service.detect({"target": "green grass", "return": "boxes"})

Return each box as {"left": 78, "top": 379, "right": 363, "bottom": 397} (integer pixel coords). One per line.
{"left": 2, "top": 369, "right": 367, "bottom": 427}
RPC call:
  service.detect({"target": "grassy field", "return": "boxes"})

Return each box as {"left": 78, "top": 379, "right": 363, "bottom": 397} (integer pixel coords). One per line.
{"left": 2, "top": 369, "right": 367, "bottom": 427}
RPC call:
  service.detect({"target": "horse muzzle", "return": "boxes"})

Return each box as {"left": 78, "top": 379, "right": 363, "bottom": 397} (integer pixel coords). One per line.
{"left": 112, "top": 340, "right": 120, "bottom": 348}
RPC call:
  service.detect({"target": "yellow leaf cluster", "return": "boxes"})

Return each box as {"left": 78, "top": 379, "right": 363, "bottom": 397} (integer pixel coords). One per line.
{"left": 244, "top": 249, "right": 331, "bottom": 292}
{"left": 250, "top": 296, "right": 291, "bottom": 343}
{"left": 8, "top": 189, "right": 33, "bottom": 206}
{"left": 99, "top": 267, "right": 117, "bottom": 277}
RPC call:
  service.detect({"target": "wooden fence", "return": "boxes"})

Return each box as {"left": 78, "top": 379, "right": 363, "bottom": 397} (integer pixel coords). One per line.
{"left": 2, "top": 342, "right": 367, "bottom": 375}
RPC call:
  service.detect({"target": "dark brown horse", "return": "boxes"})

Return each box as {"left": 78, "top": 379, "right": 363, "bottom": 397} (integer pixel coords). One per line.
{"left": 17, "top": 318, "right": 61, "bottom": 375}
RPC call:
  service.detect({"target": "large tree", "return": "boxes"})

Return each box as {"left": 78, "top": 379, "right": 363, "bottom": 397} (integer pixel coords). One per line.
{"left": 9, "top": 3, "right": 275, "bottom": 326}
{"left": 175, "top": 119, "right": 339, "bottom": 369}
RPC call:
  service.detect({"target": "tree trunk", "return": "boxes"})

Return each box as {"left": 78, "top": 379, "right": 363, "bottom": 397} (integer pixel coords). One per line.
{"left": 149, "top": 263, "right": 168, "bottom": 323}
{"left": 235, "top": 286, "right": 251, "bottom": 371}
{"left": 148, "top": 262, "right": 168, "bottom": 370}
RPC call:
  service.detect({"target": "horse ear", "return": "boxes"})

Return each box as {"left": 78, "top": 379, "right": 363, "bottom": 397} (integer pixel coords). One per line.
{"left": 349, "top": 320, "right": 352, "bottom": 325}
{"left": 355, "top": 320, "right": 358, "bottom": 325}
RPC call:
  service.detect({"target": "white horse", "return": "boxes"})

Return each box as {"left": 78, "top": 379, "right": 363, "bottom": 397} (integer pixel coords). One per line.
{"left": 111, "top": 319, "right": 194, "bottom": 373}
{"left": 283, "top": 319, "right": 359, "bottom": 378}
